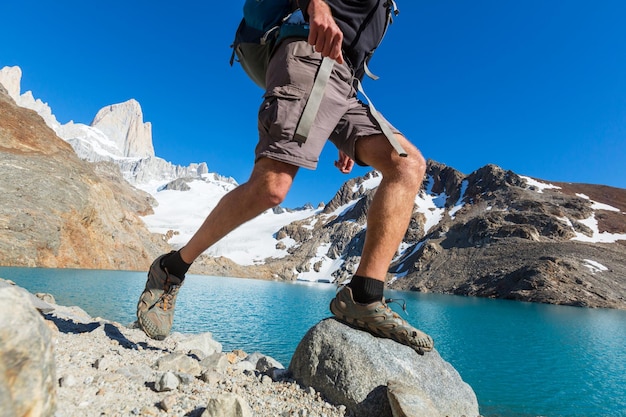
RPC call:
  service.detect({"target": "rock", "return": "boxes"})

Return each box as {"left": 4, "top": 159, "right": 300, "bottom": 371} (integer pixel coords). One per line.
{"left": 0, "top": 358, "right": 17, "bottom": 417}
{"left": 202, "top": 394, "right": 253, "bottom": 417}
{"left": 267, "top": 367, "right": 290, "bottom": 382}
{"left": 0, "top": 85, "right": 169, "bottom": 271}
{"left": 256, "top": 355, "right": 288, "bottom": 381}
{"left": 90, "top": 99, "right": 154, "bottom": 158}
{"left": 155, "top": 352, "right": 201, "bottom": 376}
{"left": 1, "top": 282, "right": 348, "bottom": 417}
{"left": 0, "top": 278, "right": 55, "bottom": 314}
{"left": 289, "top": 318, "right": 479, "bottom": 417}
{"left": 177, "top": 373, "right": 196, "bottom": 385}
{"left": 0, "top": 284, "right": 56, "bottom": 416}
{"left": 200, "top": 353, "right": 229, "bottom": 373}
{"left": 0, "top": 66, "right": 22, "bottom": 100}
{"left": 173, "top": 332, "right": 223, "bottom": 358}
{"left": 35, "top": 292, "right": 56, "bottom": 304}
{"left": 160, "top": 178, "right": 191, "bottom": 192}
{"left": 155, "top": 372, "right": 180, "bottom": 392}
{"left": 256, "top": 356, "right": 284, "bottom": 374}
{"left": 230, "top": 360, "right": 256, "bottom": 373}
{"left": 199, "top": 370, "right": 222, "bottom": 385}
{"left": 159, "top": 394, "right": 178, "bottom": 411}
{"left": 387, "top": 380, "right": 439, "bottom": 417}
{"left": 243, "top": 352, "right": 265, "bottom": 367}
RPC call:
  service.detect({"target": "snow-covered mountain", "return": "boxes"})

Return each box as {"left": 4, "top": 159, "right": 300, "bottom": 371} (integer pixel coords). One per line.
{"left": 0, "top": 66, "right": 209, "bottom": 185}
{"left": 2, "top": 65, "right": 625, "bottom": 309}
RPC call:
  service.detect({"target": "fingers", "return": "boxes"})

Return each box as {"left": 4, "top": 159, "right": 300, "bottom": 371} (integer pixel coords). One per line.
{"left": 309, "top": 26, "right": 343, "bottom": 64}
{"left": 334, "top": 151, "right": 354, "bottom": 174}
{"left": 306, "top": 0, "right": 344, "bottom": 64}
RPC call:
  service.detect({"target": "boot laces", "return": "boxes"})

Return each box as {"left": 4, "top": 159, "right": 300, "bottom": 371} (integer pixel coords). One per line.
{"left": 158, "top": 268, "right": 180, "bottom": 311}
{"left": 385, "top": 298, "right": 409, "bottom": 316}
{"left": 158, "top": 286, "right": 179, "bottom": 311}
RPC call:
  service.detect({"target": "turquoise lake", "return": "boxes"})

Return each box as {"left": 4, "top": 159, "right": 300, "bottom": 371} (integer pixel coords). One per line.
{"left": 1, "top": 266, "right": 624, "bottom": 417}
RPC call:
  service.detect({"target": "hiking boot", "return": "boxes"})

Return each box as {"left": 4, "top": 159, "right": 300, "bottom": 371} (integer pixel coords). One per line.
{"left": 136, "top": 253, "right": 183, "bottom": 340}
{"left": 330, "top": 286, "right": 434, "bottom": 355}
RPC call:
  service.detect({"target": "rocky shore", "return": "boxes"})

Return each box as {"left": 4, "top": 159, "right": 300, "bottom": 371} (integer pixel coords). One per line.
{"left": 0, "top": 278, "right": 479, "bottom": 417}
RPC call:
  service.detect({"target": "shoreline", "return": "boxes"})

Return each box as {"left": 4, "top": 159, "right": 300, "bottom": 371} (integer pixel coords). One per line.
{"left": 2, "top": 264, "right": 624, "bottom": 312}
{"left": 2, "top": 278, "right": 347, "bottom": 417}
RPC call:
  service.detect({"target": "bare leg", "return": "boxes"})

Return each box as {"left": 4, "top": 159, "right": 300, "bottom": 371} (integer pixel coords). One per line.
{"left": 330, "top": 135, "right": 433, "bottom": 354}
{"left": 354, "top": 133, "right": 426, "bottom": 281}
{"left": 178, "top": 158, "right": 299, "bottom": 263}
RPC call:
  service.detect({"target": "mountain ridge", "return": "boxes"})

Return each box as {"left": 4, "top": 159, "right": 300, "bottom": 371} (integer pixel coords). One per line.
{"left": 1, "top": 65, "right": 624, "bottom": 309}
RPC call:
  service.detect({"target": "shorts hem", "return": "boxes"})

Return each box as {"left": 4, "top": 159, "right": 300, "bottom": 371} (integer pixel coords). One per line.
{"left": 256, "top": 152, "right": 318, "bottom": 170}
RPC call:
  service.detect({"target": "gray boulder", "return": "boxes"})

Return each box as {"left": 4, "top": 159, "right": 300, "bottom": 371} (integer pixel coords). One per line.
{"left": 0, "top": 282, "right": 56, "bottom": 416}
{"left": 289, "top": 318, "right": 479, "bottom": 417}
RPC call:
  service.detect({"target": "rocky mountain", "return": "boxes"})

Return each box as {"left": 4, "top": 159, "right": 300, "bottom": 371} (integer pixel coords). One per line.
{"left": 213, "top": 165, "right": 625, "bottom": 309}
{"left": 0, "top": 80, "right": 169, "bottom": 269}
{"left": 1, "top": 65, "right": 624, "bottom": 310}
{"left": 388, "top": 163, "right": 626, "bottom": 309}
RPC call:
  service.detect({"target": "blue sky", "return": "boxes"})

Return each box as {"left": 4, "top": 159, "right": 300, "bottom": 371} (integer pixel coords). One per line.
{"left": 2, "top": 1, "right": 625, "bottom": 207}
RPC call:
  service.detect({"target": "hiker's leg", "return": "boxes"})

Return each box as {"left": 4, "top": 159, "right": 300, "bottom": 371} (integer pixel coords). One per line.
{"left": 178, "top": 157, "right": 299, "bottom": 263}
{"left": 354, "top": 133, "right": 426, "bottom": 281}
{"left": 330, "top": 134, "right": 434, "bottom": 354}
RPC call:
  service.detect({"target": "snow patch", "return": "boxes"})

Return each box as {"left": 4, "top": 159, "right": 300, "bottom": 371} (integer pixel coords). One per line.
{"left": 571, "top": 214, "right": 626, "bottom": 243}
{"left": 583, "top": 259, "right": 608, "bottom": 274}
{"left": 138, "top": 178, "right": 319, "bottom": 265}
{"left": 520, "top": 176, "right": 561, "bottom": 193}
{"left": 575, "top": 193, "right": 618, "bottom": 211}
{"left": 297, "top": 243, "right": 344, "bottom": 282}
{"left": 352, "top": 171, "right": 382, "bottom": 193}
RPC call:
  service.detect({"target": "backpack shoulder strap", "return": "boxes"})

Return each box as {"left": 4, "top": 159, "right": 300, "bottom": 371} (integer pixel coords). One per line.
{"left": 363, "top": 1, "right": 400, "bottom": 80}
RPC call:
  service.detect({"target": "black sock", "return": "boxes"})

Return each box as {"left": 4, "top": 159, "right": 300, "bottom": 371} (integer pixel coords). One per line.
{"left": 160, "top": 250, "right": 191, "bottom": 279}
{"left": 348, "top": 275, "right": 384, "bottom": 304}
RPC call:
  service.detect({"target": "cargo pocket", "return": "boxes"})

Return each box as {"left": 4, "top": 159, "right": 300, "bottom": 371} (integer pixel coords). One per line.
{"left": 258, "top": 84, "right": 307, "bottom": 141}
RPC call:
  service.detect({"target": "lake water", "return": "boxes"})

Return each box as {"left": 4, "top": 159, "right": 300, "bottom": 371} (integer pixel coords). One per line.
{"left": 1, "top": 266, "right": 624, "bottom": 417}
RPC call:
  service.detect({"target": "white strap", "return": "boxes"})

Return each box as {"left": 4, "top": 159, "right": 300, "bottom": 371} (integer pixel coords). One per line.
{"left": 294, "top": 56, "right": 335, "bottom": 144}
{"left": 356, "top": 79, "right": 407, "bottom": 157}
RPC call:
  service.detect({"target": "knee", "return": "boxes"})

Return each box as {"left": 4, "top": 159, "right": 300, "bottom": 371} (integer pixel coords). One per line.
{"left": 261, "top": 185, "right": 289, "bottom": 208}
{"left": 247, "top": 173, "right": 293, "bottom": 209}
{"left": 246, "top": 158, "right": 297, "bottom": 209}
{"left": 411, "top": 150, "right": 427, "bottom": 184}
{"left": 389, "top": 146, "right": 427, "bottom": 192}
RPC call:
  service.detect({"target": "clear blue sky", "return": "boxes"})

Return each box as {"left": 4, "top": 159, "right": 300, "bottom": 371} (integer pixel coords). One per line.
{"left": 2, "top": 1, "right": 625, "bottom": 207}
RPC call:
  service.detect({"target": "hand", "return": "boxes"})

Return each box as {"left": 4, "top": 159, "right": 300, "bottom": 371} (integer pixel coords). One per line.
{"left": 307, "top": 0, "right": 344, "bottom": 64}
{"left": 334, "top": 150, "right": 354, "bottom": 174}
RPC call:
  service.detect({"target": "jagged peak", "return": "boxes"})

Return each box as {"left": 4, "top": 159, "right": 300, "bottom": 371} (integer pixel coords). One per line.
{"left": 0, "top": 66, "right": 22, "bottom": 101}
{"left": 89, "top": 98, "right": 154, "bottom": 159}
{"left": 91, "top": 99, "right": 142, "bottom": 124}
{"left": 464, "top": 163, "right": 525, "bottom": 200}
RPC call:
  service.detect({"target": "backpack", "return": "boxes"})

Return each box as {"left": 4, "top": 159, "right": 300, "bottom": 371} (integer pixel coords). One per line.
{"left": 230, "top": 0, "right": 308, "bottom": 90}
{"left": 229, "top": 0, "right": 407, "bottom": 156}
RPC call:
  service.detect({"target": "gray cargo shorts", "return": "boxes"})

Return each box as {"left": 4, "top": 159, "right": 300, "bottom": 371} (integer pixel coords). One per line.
{"left": 256, "top": 39, "right": 401, "bottom": 169}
